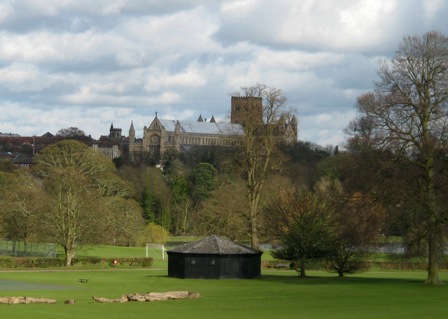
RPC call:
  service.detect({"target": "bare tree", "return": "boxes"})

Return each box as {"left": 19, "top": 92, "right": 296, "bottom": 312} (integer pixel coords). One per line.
{"left": 235, "top": 83, "right": 290, "bottom": 249}
{"left": 0, "top": 171, "right": 45, "bottom": 247}
{"left": 266, "top": 189, "right": 334, "bottom": 277}
{"left": 35, "top": 140, "right": 136, "bottom": 265}
{"left": 349, "top": 31, "right": 448, "bottom": 284}
{"left": 56, "top": 127, "right": 86, "bottom": 138}
{"left": 324, "top": 191, "right": 385, "bottom": 277}
{"left": 106, "top": 197, "right": 145, "bottom": 246}
{"left": 194, "top": 178, "right": 247, "bottom": 241}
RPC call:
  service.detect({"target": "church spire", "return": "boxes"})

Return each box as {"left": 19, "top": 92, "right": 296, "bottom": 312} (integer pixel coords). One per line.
{"left": 129, "top": 120, "right": 135, "bottom": 143}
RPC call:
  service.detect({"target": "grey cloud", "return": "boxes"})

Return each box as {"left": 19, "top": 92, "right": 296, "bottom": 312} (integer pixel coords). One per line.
{"left": 0, "top": 0, "right": 209, "bottom": 33}
{"left": 1, "top": 0, "right": 448, "bottom": 146}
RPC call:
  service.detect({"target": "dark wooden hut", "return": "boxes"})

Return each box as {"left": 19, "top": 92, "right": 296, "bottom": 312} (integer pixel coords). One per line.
{"left": 167, "top": 235, "right": 262, "bottom": 279}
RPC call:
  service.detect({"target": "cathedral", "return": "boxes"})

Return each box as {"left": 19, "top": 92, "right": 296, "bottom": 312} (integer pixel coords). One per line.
{"left": 128, "top": 96, "right": 298, "bottom": 162}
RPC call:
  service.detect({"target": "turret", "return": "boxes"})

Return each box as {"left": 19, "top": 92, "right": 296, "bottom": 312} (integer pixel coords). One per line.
{"left": 290, "top": 115, "right": 298, "bottom": 140}
{"left": 290, "top": 114, "right": 298, "bottom": 126}
{"left": 129, "top": 121, "right": 135, "bottom": 143}
{"left": 173, "top": 120, "right": 181, "bottom": 149}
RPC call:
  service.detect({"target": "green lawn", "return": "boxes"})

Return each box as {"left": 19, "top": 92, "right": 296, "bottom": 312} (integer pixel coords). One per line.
{"left": 0, "top": 269, "right": 447, "bottom": 319}
{"left": 1, "top": 243, "right": 447, "bottom": 318}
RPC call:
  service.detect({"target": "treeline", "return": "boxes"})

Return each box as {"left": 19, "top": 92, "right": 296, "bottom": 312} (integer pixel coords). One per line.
{"left": 0, "top": 138, "right": 335, "bottom": 265}
{"left": 0, "top": 136, "right": 444, "bottom": 275}
{"left": 0, "top": 140, "right": 147, "bottom": 265}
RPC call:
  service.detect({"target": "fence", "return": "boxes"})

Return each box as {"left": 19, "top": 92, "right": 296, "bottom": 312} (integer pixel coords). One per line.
{"left": 0, "top": 240, "right": 56, "bottom": 258}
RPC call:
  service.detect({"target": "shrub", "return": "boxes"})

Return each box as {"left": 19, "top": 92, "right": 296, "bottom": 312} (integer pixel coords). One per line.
{"left": 136, "top": 223, "right": 169, "bottom": 246}
{"left": 0, "top": 257, "right": 153, "bottom": 268}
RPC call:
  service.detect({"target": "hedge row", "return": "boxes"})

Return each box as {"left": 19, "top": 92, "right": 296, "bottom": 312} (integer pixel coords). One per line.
{"left": 262, "top": 260, "right": 323, "bottom": 270}
{"left": 368, "top": 261, "right": 448, "bottom": 271}
{"left": 1, "top": 257, "right": 444, "bottom": 271}
{"left": 261, "top": 260, "right": 448, "bottom": 271}
{"left": 0, "top": 257, "right": 153, "bottom": 269}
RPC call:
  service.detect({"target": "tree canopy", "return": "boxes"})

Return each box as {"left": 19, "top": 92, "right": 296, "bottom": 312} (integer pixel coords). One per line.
{"left": 56, "top": 127, "right": 86, "bottom": 138}
{"left": 347, "top": 31, "right": 448, "bottom": 284}
{"left": 266, "top": 189, "right": 334, "bottom": 277}
{"left": 34, "top": 140, "right": 141, "bottom": 265}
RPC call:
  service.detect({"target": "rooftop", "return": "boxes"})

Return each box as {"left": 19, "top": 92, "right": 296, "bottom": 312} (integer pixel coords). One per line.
{"left": 158, "top": 119, "right": 244, "bottom": 135}
{"left": 168, "top": 235, "right": 261, "bottom": 255}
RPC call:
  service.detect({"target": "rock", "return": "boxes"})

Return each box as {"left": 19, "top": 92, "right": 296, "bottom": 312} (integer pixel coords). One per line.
{"left": 92, "top": 295, "right": 128, "bottom": 303}
{"left": 92, "top": 291, "right": 201, "bottom": 303}
{"left": 0, "top": 297, "right": 56, "bottom": 304}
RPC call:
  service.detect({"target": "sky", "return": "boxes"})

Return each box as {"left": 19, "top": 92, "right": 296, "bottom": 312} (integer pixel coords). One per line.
{"left": 0, "top": 0, "right": 447, "bottom": 147}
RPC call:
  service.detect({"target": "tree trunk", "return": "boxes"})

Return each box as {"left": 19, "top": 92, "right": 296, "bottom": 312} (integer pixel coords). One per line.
{"left": 299, "top": 256, "right": 306, "bottom": 278}
{"left": 64, "top": 247, "right": 75, "bottom": 266}
{"left": 426, "top": 216, "right": 441, "bottom": 284}
{"left": 424, "top": 155, "right": 442, "bottom": 285}
{"left": 250, "top": 214, "right": 259, "bottom": 250}
{"left": 182, "top": 204, "right": 189, "bottom": 235}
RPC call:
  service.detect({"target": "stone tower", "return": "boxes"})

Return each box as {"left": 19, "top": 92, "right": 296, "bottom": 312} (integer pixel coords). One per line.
{"left": 230, "top": 96, "right": 263, "bottom": 126}
{"left": 109, "top": 123, "right": 122, "bottom": 140}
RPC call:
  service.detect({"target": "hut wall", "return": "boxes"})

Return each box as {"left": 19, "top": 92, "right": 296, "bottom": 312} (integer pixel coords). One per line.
{"left": 184, "top": 254, "right": 221, "bottom": 279}
{"left": 168, "top": 252, "right": 261, "bottom": 279}
{"left": 219, "top": 254, "right": 261, "bottom": 279}
{"left": 167, "top": 253, "right": 186, "bottom": 278}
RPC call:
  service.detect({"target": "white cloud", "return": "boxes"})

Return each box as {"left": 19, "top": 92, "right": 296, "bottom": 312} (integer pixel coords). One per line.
{"left": 423, "top": 0, "right": 446, "bottom": 21}
{"left": 218, "top": 0, "right": 402, "bottom": 52}
{"left": 0, "top": 63, "right": 61, "bottom": 92}
{"left": 144, "top": 64, "right": 207, "bottom": 92}
{"left": 300, "top": 110, "right": 357, "bottom": 147}
{"left": 0, "top": 0, "right": 447, "bottom": 146}
{"left": 0, "top": 2, "right": 14, "bottom": 23}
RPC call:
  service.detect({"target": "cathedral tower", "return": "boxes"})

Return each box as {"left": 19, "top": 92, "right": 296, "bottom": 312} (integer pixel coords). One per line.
{"left": 230, "top": 96, "right": 263, "bottom": 126}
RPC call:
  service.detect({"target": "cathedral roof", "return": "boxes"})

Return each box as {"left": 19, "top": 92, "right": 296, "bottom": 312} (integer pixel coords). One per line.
{"left": 158, "top": 119, "right": 244, "bottom": 135}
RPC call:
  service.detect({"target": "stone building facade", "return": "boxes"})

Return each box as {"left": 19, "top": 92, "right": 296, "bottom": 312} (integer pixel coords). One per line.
{"left": 128, "top": 96, "right": 298, "bottom": 162}
{"left": 95, "top": 124, "right": 126, "bottom": 160}
{"left": 128, "top": 114, "right": 244, "bottom": 162}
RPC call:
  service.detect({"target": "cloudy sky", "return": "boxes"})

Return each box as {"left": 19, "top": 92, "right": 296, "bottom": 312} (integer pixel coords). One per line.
{"left": 0, "top": 0, "right": 447, "bottom": 146}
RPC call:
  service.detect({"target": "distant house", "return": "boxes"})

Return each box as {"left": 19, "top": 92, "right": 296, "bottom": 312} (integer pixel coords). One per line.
{"left": 0, "top": 127, "right": 125, "bottom": 166}
{"left": 0, "top": 134, "right": 56, "bottom": 168}
{"left": 167, "top": 235, "right": 262, "bottom": 279}
{"left": 12, "top": 153, "right": 35, "bottom": 168}
{"left": 96, "top": 124, "right": 126, "bottom": 160}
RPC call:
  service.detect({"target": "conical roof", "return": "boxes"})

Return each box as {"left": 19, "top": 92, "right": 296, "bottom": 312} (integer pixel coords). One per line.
{"left": 168, "top": 235, "right": 261, "bottom": 255}
{"left": 290, "top": 114, "right": 298, "bottom": 125}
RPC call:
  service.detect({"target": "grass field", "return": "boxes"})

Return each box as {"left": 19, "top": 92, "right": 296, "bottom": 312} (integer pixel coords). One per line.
{"left": 0, "top": 244, "right": 447, "bottom": 319}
